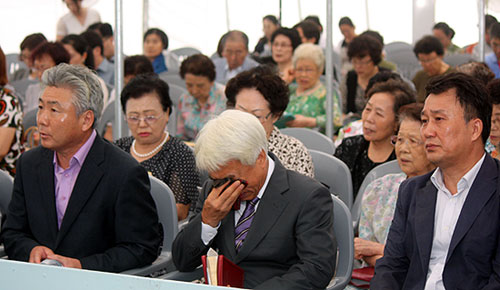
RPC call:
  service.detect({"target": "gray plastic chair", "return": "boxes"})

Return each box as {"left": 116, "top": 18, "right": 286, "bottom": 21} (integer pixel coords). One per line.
{"left": 444, "top": 54, "right": 477, "bottom": 68}
{"left": 158, "top": 72, "right": 186, "bottom": 90}
{"left": 385, "top": 46, "right": 421, "bottom": 80}
{"left": 309, "top": 149, "right": 353, "bottom": 209}
{"left": 170, "top": 47, "right": 202, "bottom": 62}
{"left": 5, "top": 53, "right": 27, "bottom": 80}
{"left": 122, "top": 175, "right": 179, "bottom": 276}
{"left": 327, "top": 194, "right": 354, "bottom": 290}
{"left": 281, "top": 128, "right": 335, "bottom": 155}
{"left": 384, "top": 41, "right": 413, "bottom": 54}
{"left": 96, "top": 101, "right": 130, "bottom": 137}
{"left": 168, "top": 84, "right": 188, "bottom": 109}
{"left": 10, "top": 79, "right": 38, "bottom": 102}
{"left": 351, "top": 160, "right": 402, "bottom": 231}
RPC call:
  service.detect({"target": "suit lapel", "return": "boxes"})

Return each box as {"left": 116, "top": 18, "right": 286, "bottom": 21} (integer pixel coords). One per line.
{"left": 220, "top": 209, "right": 237, "bottom": 260}
{"left": 234, "top": 156, "right": 289, "bottom": 263}
{"left": 446, "top": 155, "right": 498, "bottom": 262}
{"left": 414, "top": 180, "right": 437, "bottom": 272}
{"left": 55, "top": 136, "right": 105, "bottom": 247}
{"left": 38, "top": 148, "right": 58, "bottom": 244}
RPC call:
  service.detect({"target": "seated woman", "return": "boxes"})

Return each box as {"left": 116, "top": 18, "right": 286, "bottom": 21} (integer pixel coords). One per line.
{"left": 115, "top": 74, "right": 200, "bottom": 221}
{"left": 177, "top": 54, "right": 226, "bottom": 141}
{"left": 433, "top": 22, "right": 461, "bottom": 56}
{"left": 335, "top": 79, "right": 415, "bottom": 196}
{"left": 412, "top": 35, "right": 453, "bottom": 102}
{"left": 143, "top": 28, "right": 169, "bottom": 74}
{"left": 0, "top": 46, "right": 24, "bottom": 177}
{"left": 61, "top": 34, "right": 110, "bottom": 108}
{"left": 284, "top": 43, "right": 342, "bottom": 132}
{"left": 354, "top": 103, "right": 435, "bottom": 267}
{"left": 24, "top": 42, "right": 70, "bottom": 112}
{"left": 270, "top": 28, "right": 301, "bottom": 84}
{"left": 226, "top": 65, "right": 314, "bottom": 178}
{"left": 488, "top": 79, "right": 500, "bottom": 159}
{"left": 253, "top": 15, "right": 280, "bottom": 59}
{"left": 340, "top": 34, "right": 385, "bottom": 117}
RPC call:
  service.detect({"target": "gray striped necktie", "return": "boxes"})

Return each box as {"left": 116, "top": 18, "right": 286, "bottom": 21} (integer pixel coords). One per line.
{"left": 234, "top": 197, "right": 260, "bottom": 252}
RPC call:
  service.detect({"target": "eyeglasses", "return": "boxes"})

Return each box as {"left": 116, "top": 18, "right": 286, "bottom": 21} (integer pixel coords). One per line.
{"left": 126, "top": 114, "right": 163, "bottom": 125}
{"left": 418, "top": 57, "right": 438, "bottom": 65}
{"left": 351, "top": 58, "right": 373, "bottom": 67}
{"left": 391, "top": 135, "right": 423, "bottom": 148}
{"left": 295, "top": 67, "right": 317, "bottom": 75}
{"left": 236, "top": 107, "right": 273, "bottom": 123}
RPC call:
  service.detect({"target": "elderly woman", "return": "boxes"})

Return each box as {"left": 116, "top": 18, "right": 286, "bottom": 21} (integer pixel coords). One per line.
{"left": 335, "top": 79, "right": 415, "bottom": 196}
{"left": 0, "top": 47, "right": 24, "bottom": 177}
{"left": 284, "top": 43, "right": 342, "bottom": 132}
{"left": 115, "top": 74, "right": 200, "bottom": 221}
{"left": 143, "top": 28, "right": 169, "bottom": 74}
{"left": 24, "top": 42, "right": 70, "bottom": 112}
{"left": 226, "top": 65, "right": 314, "bottom": 178}
{"left": 354, "top": 103, "right": 435, "bottom": 269}
{"left": 177, "top": 54, "right": 226, "bottom": 141}
{"left": 56, "top": 0, "right": 101, "bottom": 41}
{"left": 271, "top": 28, "right": 301, "bottom": 84}
{"left": 412, "top": 35, "right": 453, "bottom": 102}
{"left": 341, "top": 34, "right": 385, "bottom": 116}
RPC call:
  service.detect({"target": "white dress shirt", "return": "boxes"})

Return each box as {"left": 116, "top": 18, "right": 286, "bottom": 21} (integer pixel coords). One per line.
{"left": 201, "top": 156, "right": 275, "bottom": 245}
{"left": 424, "top": 153, "right": 486, "bottom": 290}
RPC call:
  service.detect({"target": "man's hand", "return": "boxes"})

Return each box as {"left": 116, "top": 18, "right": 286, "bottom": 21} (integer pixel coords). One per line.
{"left": 29, "top": 246, "right": 55, "bottom": 263}
{"left": 47, "top": 254, "right": 82, "bottom": 269}
{"left": 354, "top": 237, "right": 385, "bottom": 260}
{"left": 286, "top": 114, "right": 317, "bottom": 128}
{"left": 201, "top": 180, "right": 246, "bottom": 227}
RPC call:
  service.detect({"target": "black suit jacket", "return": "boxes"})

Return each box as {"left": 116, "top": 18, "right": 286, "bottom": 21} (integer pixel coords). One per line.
{"left": 1, "top": 134, "right": 163, "bottom": 272}
{"left": 172, "top": 153, "right": 337, "bottom": 289}
{"left": 372, "top": 154, "right": 500, "bottom": 289}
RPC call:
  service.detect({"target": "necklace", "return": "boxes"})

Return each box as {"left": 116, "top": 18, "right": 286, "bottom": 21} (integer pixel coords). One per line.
{"left": 132, "top": 132, "right": 169, "bottom": 158}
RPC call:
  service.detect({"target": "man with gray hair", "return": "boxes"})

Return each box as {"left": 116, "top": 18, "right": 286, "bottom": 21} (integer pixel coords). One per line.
{"left": 172, "top": 110, "right": 336, "bottom": 289}
{"left": 214, "top": 30, "right": 259, "bottom": 84}
{"left": 2, "top": 64, "right": 162, "bottom": 272}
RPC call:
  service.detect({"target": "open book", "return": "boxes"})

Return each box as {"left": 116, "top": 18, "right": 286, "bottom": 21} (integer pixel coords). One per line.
{"left": 202, "top": 248, "right": 244, "bottom": 288}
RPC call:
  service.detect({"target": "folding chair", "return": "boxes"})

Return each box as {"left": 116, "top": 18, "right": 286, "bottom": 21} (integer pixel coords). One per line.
{"left": 281, "top": 128, "right": 335, "bottom": 154}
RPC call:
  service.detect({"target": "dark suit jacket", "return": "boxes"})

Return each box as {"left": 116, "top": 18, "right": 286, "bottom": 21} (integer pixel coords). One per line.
{"left": 1, "top": 134, "right": 163, "bottom": 272}
{"left": 172, "top": 153, "right": 337, "bottom": 289}
{"left": 372, "top": 154, "right": 500, "bottom": 289}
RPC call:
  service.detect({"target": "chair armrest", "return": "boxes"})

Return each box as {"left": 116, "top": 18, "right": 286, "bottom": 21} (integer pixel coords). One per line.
{"left": 161, "top": 267, "right": 203, "bottom": 282}
{"left": 121, "top": 251, "right": 175, "bottom": 277}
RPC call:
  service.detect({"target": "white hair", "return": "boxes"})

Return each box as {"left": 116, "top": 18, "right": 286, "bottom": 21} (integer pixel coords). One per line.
{"left": 292, "top": 43, "right": 325, "bottom": 73}
{"left": 41, "top": 63, "right": 104, "bottom": 128}
{"left": 195, "top": 110, "right": 268, "bottom": 173}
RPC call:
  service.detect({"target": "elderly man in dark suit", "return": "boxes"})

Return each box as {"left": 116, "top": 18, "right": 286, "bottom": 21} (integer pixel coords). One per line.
{"left": 372, "top": 72, "right": 500, "bottom": 289}
{"left": 172, "top": 109, "right": 336, "bottom": 289}
{"left": 1, "top": 63, "right": 162, "bottom": 272}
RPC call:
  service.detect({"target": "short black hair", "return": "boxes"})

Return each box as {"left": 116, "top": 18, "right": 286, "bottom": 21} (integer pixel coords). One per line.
{"left": 263, "top": 15, "right": 279, "bottom": 26}
{"left": 433, "top": 22, "right": 455, "bottom": 39}
{"left": 366, "top": 71, "right": 405, "bottom": 97}
{"left": 366, "top": 79, "right": 416, "bottom": 117}
{"left": 121, "top": 73, "right": 172, "bottom": 115}
{"left": 413, "top": 35, "right": 444, "bottom": 57}
{"left": 398, "top": 103, "right": 424, "bottom": 125}
{"left": 31, "top": 42, "right": 70, "bottom": 65}
{"left": 487, "top": 79, "right": 500, "bottom": 105}
{"left": 347, "top": 34, "right": 382, "bottom": 65}
{"left": 124, "top": 55, "right": 154, "bottom": 77}
{"left": 297, "top": 20, "right": 321, "bottom": 44}
{"left": 225, "top": 65, "right": 289, "bottom": 118}
{"left": 305, "top": 15, "right": 322, "bottom": 31}
{"left": 486, "top": 14, "right": 498, "bottom": 31}
{"left": 425, "top": 72, "right": 492, "bottom": 144}
{"left": 20, "top": 33, "right": 47, "bottom": 51}
{"left": 271, "top": 28, "right": 302, "bottom": 51}
{"left": 61, "top": 34, "right": 95, "bottom": 70}
{"left": 490, "top": 22, "right": 500, "bottom": 41}
{"left": 143, "top": 28, "right": 169, "bottom": 50}
{"left": 180, "top": 54, "right": 216, "bottom": 82}
{"left": 360, "top": 30, "right": 384, "bottom": 46}
{"left": 80, "top": 30, "right": 103, "bottom": 56}
{"left": 339, "top": 16, "right": 354, "bottom": 27}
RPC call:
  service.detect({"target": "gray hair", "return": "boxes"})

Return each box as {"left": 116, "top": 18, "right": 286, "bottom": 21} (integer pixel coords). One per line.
{"left": 41, "top": 63, "right": 104, "bottom": 128}
{"left": 194, "top": 110, "right": 268, "bottom": 173}
{"left": 292, "top": 43, "right": 325, "bottom": 73}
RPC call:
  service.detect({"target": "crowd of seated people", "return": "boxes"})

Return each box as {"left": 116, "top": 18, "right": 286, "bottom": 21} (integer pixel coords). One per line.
{"left": 5, "top": 9, "right": 500, "bottom": 290}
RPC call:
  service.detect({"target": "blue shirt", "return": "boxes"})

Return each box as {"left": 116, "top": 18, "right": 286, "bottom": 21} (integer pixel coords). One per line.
{"left": 152, "top": 54, "right": 167, "bottom": 74}
{"left": 485, "top": 52, "right": 500, "bottom": 78}
{"left": 97, "top": 58, "right": 115, "bottom": 87}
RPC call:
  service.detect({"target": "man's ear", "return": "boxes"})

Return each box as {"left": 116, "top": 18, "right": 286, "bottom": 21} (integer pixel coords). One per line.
{"left": 81, "top": 110, "right": 95, "bottom": 132}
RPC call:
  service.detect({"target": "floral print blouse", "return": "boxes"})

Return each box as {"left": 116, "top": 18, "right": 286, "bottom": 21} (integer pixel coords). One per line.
{"left": 0, "top": 87, "right": 24, "bottom": 177}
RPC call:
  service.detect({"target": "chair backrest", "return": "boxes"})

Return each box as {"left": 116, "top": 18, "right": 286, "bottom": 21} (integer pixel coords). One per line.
{"left": 385, "top": 47, "right": 421, "bottom": 80}
{"left": 351, "top": 160, "right": 402, "bottom": 230}
{"left": 23, "top": 108, "right": 38, "bottom": 130}
{"left": 6, "top": 53, "right": 27, "bottom": 80}
{"left": 158, "top": 72, "right": 186, "bottom": 90}
{"left": 10, "top": 79, "right": 38, "bottom": 103}
{"left": 281, "top": 128, "right": 335, "bottom": 155}
{"left": 149, "top": 176, "right": 179, "bottom": 252}
{"left": 97, "top": 101, "right": 120, "bottom": 137}
{"left": 0, "top": 170, "right": 14, "bottom": 228}
{"left": 444, "top": 54, "right": 477, "bottom": 68}
{"left": 309, "top": 149, "right": 353, "bottom": 209}
{"left": 327, "top": 194, "right": 354, "bottom": 290}
{"left": 384, "top": 41, "right": 413, "bottom": 54}
{"left": 170, "top": 47, "right": 202, "bottom": 62}
{"left": 168, "top": 84, "right": 188, "bottom": 109}
{"left": 167, "top": 106, "right": 177, "bottom": 136}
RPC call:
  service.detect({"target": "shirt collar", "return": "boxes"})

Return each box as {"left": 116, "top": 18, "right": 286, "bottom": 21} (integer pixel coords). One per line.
{"left": 431, "top": 153, "right": 486, "bottom": 195}
{"left": 53, "top": 130, "right": 97, "bottom": 168}
{"left": 97, "top": 58, "right": 112, "bottom": 72}
{"left": 256, "top": 154, "right": 275, "bottom": 200}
